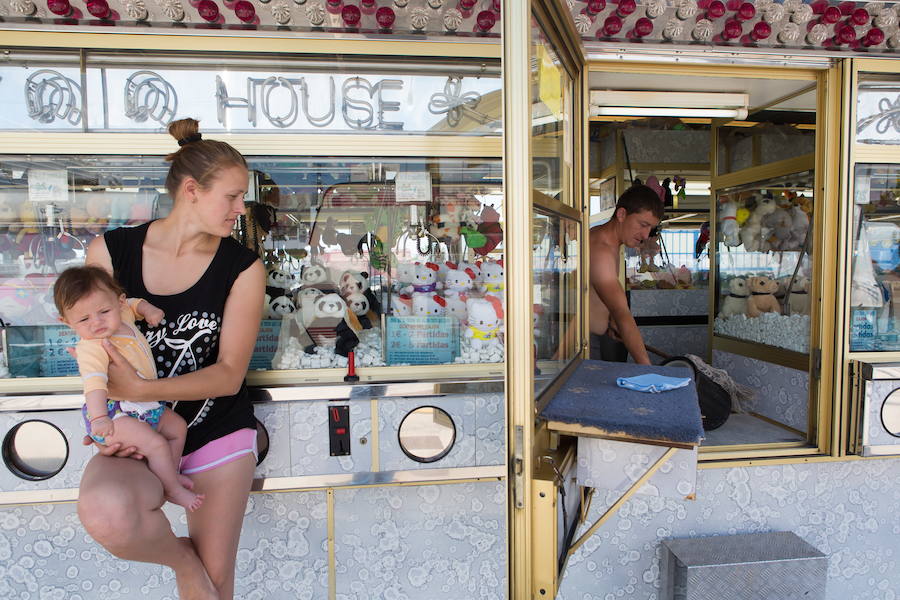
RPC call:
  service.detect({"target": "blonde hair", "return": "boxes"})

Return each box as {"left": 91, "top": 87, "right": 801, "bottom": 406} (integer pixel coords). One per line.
{"left": 164, "top": 118, "right": 247, "bottom": 198}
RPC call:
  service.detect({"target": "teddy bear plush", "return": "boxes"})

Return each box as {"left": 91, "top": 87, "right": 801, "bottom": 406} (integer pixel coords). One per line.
{"left": 788, "top": 276, "right": 810, "bottom": 315}
{"left": 740, "top": 196, "right": 776, "bottom": 252}
{"left": 719, "top": 200, "right": 741, "bottom": 247}
{"left": 719, "top": 278, "right": 749, "bottom": 317}
{"left": 746, "top": 275, "right": 781, "bottom": 317}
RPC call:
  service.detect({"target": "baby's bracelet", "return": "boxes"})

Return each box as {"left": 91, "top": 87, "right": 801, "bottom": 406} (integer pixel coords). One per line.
{"left": 89, "top": 414, "right": 109, "bottom": 423}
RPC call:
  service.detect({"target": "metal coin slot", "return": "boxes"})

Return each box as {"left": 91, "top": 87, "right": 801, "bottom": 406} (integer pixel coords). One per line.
{"left": 398, "top": 406, "right": 456, "bottom": 463}
{"left": 2, "top": 420, "right": 69, "bottom": 481}
{"left": 881, "top": 389, "right": 900, "bottom": 437}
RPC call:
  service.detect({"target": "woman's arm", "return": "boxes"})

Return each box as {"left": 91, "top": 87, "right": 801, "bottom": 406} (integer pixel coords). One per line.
{"left": 105, "top": 259, "right": 266, "bottom": 402}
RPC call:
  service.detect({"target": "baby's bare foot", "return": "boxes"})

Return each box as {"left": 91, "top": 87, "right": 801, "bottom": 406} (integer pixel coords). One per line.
{"left": 178, "top": 474, "right": 195, "bottom": 490}
{"left": 167, "top": 487, "right": 205, "bottom": 512}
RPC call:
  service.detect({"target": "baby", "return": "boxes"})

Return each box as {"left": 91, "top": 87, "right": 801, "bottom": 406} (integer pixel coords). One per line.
{"left": 54, "top": 265, "right": 203, "bottom": 512}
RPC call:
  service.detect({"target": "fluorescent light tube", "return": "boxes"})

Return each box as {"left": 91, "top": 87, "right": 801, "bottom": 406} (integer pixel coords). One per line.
{"left": 592, "top": 106, "right": 748, "bottom": 119}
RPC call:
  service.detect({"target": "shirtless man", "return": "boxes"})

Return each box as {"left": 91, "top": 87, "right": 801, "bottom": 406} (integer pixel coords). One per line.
{"left": 589, "top": 184, "right": 664, "bottom": 364}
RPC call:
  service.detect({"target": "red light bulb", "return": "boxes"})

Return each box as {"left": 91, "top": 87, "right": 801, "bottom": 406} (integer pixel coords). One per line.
{"left": 47, "top": 0, "right": 70, "bottom": 15}
{"left": 86, "top": 0, "right": 109, "bottom": 17}
{"left": 584, "top": 0, "right": 605, "bottom": 16}
{"left": 810, "top": 0, "right": 829, "bottom": 14}
{"left": 722, "top": 19, "right": 742, "bottom": 39}
{"left": 849, "top": 8, "right": 869, "bottom": 26}
{"left": 233, "top": 0, "right": 255, "bottom": 22}
{"left": 197, "top": 0, "right": 219, "bottom": 21}
{"left": 617, "top": 0, "right": 636, "bottom": 18}
{"left": 863, "top": 27, "right": 885, "bottom": 46}
{"left": 376, "top": 6, "right": 395, "bottom": 28}
{"left": 631, "top": 17, "right": 654, "bottom": 37}
{"left": 750, "top": 21, "right": 772, "bottom": 41}
{"left": 736, "top": 2, "right": 755, "bottom": 21}
{"left": 341, "top": 4, "right": 360, "bottom": 26}
{"left": 361, "top": 0, "right": 375, "bottom": 6}
{"left": 821, "top": 6, "right": 841, "bottom": 24}
{"left": 838, "top": 1, "right": 855, "bottom": 16}
{"left": 706, "top": 0, "right": 726, "bottom": 20}
{"left": 837, "top": 24, "right": 857, "bottom": 43}
{"left": 476, "top": 9, "right": 496, "bottom": 31}
{"left": 458, "top": 0, "right": 477, "bottom": 9}
{"left": 600, "top": 14, "right": 623, "bottom": 36}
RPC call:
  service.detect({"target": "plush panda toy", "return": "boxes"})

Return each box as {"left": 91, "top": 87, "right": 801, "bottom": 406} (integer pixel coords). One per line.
{"left": 299, "top": 262, "right": 332, "bottom": 290}
{"left": 266, "top": 268, "right": 297, "bottom": 313}
{"left": 267, "top": 293, "right": 296, "bottom": 319}
{"left": 338, "top": 269, "right": 382, "bottom": 316}
{"left": 296, "top": 292, "right": 361, "bottom": 356}
{"left": 345, "top": 291, "right": 378, "bottom": 329}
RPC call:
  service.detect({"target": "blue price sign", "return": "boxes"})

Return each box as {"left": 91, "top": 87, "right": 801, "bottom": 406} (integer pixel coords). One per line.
{"left": 386, "top": 316, "right": 458, "bottom": 365}
{"left": 250, "top": 319, "right": 282, "bottom": 370}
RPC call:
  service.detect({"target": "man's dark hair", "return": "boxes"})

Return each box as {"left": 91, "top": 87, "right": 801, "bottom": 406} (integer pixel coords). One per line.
{"left": 615, "top": 184, "right": 664, "bottom": 220}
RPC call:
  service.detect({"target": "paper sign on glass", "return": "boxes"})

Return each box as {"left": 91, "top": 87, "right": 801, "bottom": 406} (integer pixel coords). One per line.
{"left": 28, "top": 170, "right": 69, "bottom": 204}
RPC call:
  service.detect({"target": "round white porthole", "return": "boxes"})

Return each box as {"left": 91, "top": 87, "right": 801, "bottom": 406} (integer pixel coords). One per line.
{"left": 2, "top": 420, "right": 69, "bottom": 481}
{"left": 881, "top": 389, "right": 900, "bottom": 438}
{"left": 398, "top": 406, "right": 456, "bottom": 463}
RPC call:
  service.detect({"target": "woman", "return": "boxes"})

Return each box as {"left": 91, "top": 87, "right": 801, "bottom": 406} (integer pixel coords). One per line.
{"left": 76, "top": 118, "right": 265, "bottom": 600}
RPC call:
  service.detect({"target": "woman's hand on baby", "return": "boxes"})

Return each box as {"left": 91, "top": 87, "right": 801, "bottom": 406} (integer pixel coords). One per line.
{"left": 102, "top": 339, "right": 146, "bottom": 401}
{"left": 81, "top": 436, "right": 144, "bottom": 460}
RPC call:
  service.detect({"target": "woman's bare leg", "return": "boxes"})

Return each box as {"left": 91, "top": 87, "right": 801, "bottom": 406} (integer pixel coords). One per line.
{"left": 105, "top": 417, "right": 204, "bottom": 511}
{"left": 186, "top": 454, "right": 255, "bottom": 600}
{"left": 155, "top": 409, "right": 195, "bottom": 489}
{"left": 78, "top": 455, "right": 218, "bottom": 600}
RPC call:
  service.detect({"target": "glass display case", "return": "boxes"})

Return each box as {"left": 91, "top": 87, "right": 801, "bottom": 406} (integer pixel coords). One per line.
{"left": 850, "top": 164, "right": 900, "bottom": 352}
{"left": 0, "top": 154, "right": 505, "bottom": 379}
{"left": 713, "top": 171, "right": 814, "bottom": 355}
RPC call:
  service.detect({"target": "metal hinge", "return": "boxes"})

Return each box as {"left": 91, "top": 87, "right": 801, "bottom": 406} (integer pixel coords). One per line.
{"left": 812, "top": 348, "right": 821, "bottom": 380}
{"left": 512, "top": 425, "right": 525, "bottom": 509}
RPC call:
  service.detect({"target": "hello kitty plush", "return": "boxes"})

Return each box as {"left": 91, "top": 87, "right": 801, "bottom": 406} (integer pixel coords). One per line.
{"left": 479, "top": 260, "right": 504, "bottom": 298}
{"left": 394, "top": 260, "right": 417, "bottom": 293}
{"left": 718, "top": 278, "right": 749, "bottom": 317}
{"left": 443, "top": 266, "right": 476, "bottom": 322}
{"left": 403, "top": 262, "right": 440, "bottom": 294}
{"left": 719, "top": 200, "right": 741, "bottom": 247}
{"left": 457, "top": 260, "right": 483, "bottom": 286}
{"left": 412, "top": 293, "right": 447, "bottom": 316}
{"left": 465, "top": 296, "right": 503, "bottom": 351}
{"left": 390, "top": 293, "right": 413, "bottom": 316}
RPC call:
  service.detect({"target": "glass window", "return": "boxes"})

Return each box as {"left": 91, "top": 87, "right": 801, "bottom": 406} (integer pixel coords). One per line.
{"left": 533, "top": 212, "right": 579, "bottom": 394}
{"left": 850, "top": 164, "right": 900, "bottom": 352}
{"left": 717, "top": 124, "right": 816, "bottom": 175}
{"left": 0, "top": 154, "right": 504, "bottom": 378}
{"left": 857, "top": 74, "right": 900, "bottom": 146}
{"left": 713, "top": 171, "right": 814, "bottom": 354}
{"left": 531, "top": 21, "right": 574, "bottom": 207}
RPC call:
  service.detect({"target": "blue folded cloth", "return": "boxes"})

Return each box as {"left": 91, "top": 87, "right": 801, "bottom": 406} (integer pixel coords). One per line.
{"left": 616, "top": 373, "right": 692, "bottom": 394}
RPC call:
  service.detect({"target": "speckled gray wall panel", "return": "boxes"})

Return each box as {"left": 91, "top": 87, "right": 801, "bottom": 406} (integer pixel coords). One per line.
{"left": 558, "top": 458, "right": 900, "bottom": 600}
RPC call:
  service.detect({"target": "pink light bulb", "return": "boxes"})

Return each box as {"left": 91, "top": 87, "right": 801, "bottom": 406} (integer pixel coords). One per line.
{"left": 600, "top": 14, "right": 623, "bottom": 36}
{"left": 751, "top": 20, "right": 772, "bottom": 40}
{"left": 476, "top": 10, "right": 496, "bottom": 31}
{"left": 86, "top": 0, "right": 109, "bottom": 17}
{"left": 47, "top": 0, "right": 70, "bottom": 15}
{"left": 736, "top": 2, "right": 755, "bottom": 21}
{"left": 376, "top": 6, "right": 395, "bottom": 28}
{"left": 706, "top": 0, "right": 725, "bottom": 20}
{"left": 458, "top": 0, "right": 476, "bottom": 9}
{"left": 863, "top": 27, "right": 885, "bottom": 46}
{"left": 341, "top": 4, "right": 361, "bottom": 26}
{"left": 722, "top": 18, "right": 742, "bottom": 39}
{"left": 631, "top": 16, "right": 654, "bottom": 37}
{"left": 197, "top": 0, "right": 219, "bottom": 21}
{"left": 837, "top": 24, "right": 857, "bottom": 43}
{"left": 233, "top": 0, "right": 255, "bottom": 22}
{"left": 617, "top": 0, "right": 636, "bottom": 18}
{"left": 810, "top": 0, "right": 828, "bottom": 14}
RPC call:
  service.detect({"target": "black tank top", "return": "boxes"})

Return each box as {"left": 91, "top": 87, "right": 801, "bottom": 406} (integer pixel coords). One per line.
{"left": 105, "top": 222, "right": 259, "bottom": 455}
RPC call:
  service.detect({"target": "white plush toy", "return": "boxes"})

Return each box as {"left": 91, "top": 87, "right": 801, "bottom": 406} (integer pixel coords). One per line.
{"left": 339, "top": 270, "right": 369, "bottom": 296}
{"left": 345, "top": 292, "right": 370, "bottom": 316}
{"left": 740, "top": 196, "right": 776, "bottom": 252}
{"left": 443, "top": 265, "right": 476, "bottom": 322}
{"left": 390, "top": 293, "right": 413, "bottom": 316}
{"left": 394, "top": 261, "right": 417, "bottom": 293}
{"left": 763, "top": 206, "right": 793, "bottom": 251}
{"left": 788, "top": 276, "right": 810, "bottom": 315}
{"left": 457, "top": 260, "right": 483, "bottom": 286}
{"left": 465, "top": 296, "right": 503, "bottom": 351}
{"left": 719, "top": 200, "right": 741, "bottom": 247}
{"left": 267, "top": 267, "right": 295, "bottom": 290}
{"left": 719, "top": 278, "right": 749, "bottom": 317}
{"left": 404, "top": 262, "right": 440, "bottom": 294}
{"left": 412, "top": 292, "right": 447, "bottom": 316}
{"left": 267, "top": 294, "right": 296, "bottom": 319}
{"left": 787, "top": 204, "right": 809, "bottom": 250}
{"left": 479, "top": 260, "right": 504, "bottom": 298}
{"left": 300, "top": 262, "right": 330, "bottom": 288}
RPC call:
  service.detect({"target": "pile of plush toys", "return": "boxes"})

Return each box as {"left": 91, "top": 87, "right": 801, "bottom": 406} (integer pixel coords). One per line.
{"left": 715, "top": 274, "right": 811, "bottom": 353}
{"left": 718, "top": 191, "right": 812, "bottom": 253}
{"left": 268, "top": 263, "right": 386, "bottom": 370}
{"left": 389, "top": 258, "right": 506, "bottom": 364}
